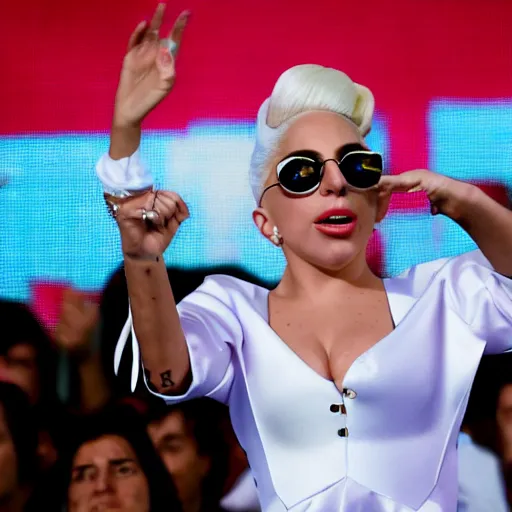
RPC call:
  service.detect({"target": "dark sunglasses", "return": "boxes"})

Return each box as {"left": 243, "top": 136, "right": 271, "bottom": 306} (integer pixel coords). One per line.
{"left": 259, "top": 150, "right": 383, "bottom": 205}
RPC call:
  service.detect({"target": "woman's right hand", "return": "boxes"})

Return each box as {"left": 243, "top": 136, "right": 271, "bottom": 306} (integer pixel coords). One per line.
{"left": 114, "top": 189, "right": 190, "bottom": 259}
{"left": 113, "top": 3, "right": 189, "bottom": 128}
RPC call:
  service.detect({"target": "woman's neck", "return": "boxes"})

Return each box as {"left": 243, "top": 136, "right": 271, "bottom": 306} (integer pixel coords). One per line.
{"left": 275, "top": 251, "right": 381, "bottom": 300}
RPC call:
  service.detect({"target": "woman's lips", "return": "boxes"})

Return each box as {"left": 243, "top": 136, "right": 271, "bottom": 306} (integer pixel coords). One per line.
{"left": 314, "top": 208, "right": 357, "bottom": 237}
{"left": 314, "top": 220, "right": 357, "bottom": 237}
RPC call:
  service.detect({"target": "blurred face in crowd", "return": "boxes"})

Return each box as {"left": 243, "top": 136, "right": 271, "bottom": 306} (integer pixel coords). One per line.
{"left": 148, "top": 410, "right": 210, "bottom": 509}
{"left": 0, "top": 343, "right": 39, "bottom": 404}
{"left": 0, "top": 343, "right": 57, "bottom": 472}
{"left": 68, "top": 435, "right": 150, "bottom": 512}
{"left": 0, "top": 403, "right": 19, "bottom": 503}
{"left": 498, "top": 384, "right": 512, "bottom": 457}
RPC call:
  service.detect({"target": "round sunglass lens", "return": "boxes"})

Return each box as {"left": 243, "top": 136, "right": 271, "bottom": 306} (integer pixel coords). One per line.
{"left": 342, "top": 153, "right": 383, "bottom": 188}
{"left": 278, "top": 159, "right": 321, "bottom": 193}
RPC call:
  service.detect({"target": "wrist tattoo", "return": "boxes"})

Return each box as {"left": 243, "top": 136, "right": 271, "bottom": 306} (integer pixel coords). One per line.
{"left": 160, "top": 370, "right": 175, "bottom": 388}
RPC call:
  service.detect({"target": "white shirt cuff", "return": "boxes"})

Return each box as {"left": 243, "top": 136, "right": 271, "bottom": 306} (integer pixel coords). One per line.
{"left": 95, "top": 149, "right": 154, "bottom": 196}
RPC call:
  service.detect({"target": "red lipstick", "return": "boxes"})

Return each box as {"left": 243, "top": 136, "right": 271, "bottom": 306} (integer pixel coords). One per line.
{"left": 314, "top": 208, "right": 357, "bottom": 238}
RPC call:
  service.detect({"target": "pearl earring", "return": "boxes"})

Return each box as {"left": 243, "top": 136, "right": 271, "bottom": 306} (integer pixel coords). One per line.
{"left": 270, "top": 226, "right": 283, "bottom": 246}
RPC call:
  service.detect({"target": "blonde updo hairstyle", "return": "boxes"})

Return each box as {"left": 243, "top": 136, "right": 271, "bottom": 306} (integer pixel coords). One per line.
{"left": 249, "top": 64, "right": 375, "bottom": 202}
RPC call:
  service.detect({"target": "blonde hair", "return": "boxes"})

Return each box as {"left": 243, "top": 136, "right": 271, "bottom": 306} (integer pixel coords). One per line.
{"left": 248, "top": 64, "right": 375, "bottom": 202}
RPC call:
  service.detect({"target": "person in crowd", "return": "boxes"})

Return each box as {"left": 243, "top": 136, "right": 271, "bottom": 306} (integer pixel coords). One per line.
{"left": 60, "top": 405, "right": 182, "bottom": 512}
{"left": 456, "top": 357, "right": 509, "bottom": 511}
{"left": 56, "top": 265, "right": 259, "bottom": 510}
{"left": 55, "top": 287, "right": 114, "bottom": 414}
{"left": 144, "top": 397, "right": 230, "bottom": 512}
{"left": 0, "top": 382, "right": 39, "bottom": 512}
{"left": 219, "top": 411, "right": 260, "bottom": 512}
{"left": 0, "top": 300, "right": 58, "bottom": 409}
{"left": 498, "top": 383, "right": 512, "bottom": 461}
{"left": 95, "top": 4, "right": 512, "bottom": 511}
{"left": 0, "top": 300, "right": 61, "bottom": 471}
{"left": 457, "top": 427, "right": 508, "bottom": 511}
{"left": 497, "top": 382, "right": 512, "bottom": 506}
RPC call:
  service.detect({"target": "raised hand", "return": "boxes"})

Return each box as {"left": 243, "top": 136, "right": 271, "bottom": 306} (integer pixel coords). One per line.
{"left": 54, "top": 289, "right": 100, "bottom": 360}
{"left": 377, "top": 170, "right": 473, "bottom": 220}
{"left": 114, "top": 189, "right": 190, "bottom": 259}
{"left": 114, "top": 3, "right": 190, "bottom": 127}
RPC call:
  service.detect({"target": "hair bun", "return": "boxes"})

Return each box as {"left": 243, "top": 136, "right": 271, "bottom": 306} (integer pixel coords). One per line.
{"left": 248, "top": 64, "right": 376, "bottom": 202}
{"left": 352, "top": 83, "right": 375, "bottom": 136}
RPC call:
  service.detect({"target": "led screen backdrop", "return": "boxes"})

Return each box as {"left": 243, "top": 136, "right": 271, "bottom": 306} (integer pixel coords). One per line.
{"left": 1, "top": 0, "right": 512, "bottom": 327}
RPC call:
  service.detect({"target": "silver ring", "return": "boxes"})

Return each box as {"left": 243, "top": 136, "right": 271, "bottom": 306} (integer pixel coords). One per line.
{"left": 105, "top": 199, "right": 120, "bottom": 219}
{"left": 142, "top": 208, "right": 159, "bottom": 223}
{"left": 161, "top": 38, "right": 178, "bottom": 56}
{"left": 145, "top": 210, "right": 158, "bottom": 222}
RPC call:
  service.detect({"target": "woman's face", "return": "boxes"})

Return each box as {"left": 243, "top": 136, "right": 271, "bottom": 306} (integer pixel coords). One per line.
{"left": 255, "top": 111, "right": 389, "bottom": 273}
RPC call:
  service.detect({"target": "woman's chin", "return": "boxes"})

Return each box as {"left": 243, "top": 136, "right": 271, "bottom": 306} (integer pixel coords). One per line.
{"left": 308, "top": 244, "right": 364, "bottom": 272}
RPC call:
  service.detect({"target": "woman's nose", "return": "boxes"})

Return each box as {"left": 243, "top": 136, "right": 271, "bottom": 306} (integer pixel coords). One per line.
{"left": 319, "top": 160, "right": 347, "bottom": 197}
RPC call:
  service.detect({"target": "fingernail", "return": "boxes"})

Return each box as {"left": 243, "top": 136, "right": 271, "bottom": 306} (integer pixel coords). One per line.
{"left": 407, "top": 186, "right": 422, "bottom": 193}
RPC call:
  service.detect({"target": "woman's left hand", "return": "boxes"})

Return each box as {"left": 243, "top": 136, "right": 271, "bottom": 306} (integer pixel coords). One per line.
{"left": 377, "top": 169, "right": 475, "bottom": 220}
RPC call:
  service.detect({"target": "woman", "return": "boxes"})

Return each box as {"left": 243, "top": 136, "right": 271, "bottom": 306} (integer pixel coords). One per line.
{"left": 95, "top": 4, "right": 512, "bottom": 511}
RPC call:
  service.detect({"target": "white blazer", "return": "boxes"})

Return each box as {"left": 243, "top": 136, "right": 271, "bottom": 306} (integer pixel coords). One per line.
{"left": 116, "top": 248, "right": 512, "bottom": 511}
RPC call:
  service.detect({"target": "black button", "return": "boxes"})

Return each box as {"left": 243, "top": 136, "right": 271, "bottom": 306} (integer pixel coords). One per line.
{"left": 337, "top": 428, "right": 349, "bottom": 437}
{"left": 330, "top": 404, "right": 340, "bottom": 413}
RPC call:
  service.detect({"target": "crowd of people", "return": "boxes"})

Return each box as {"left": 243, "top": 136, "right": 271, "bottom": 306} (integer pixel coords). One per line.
{"left": 0, "top": 266, "right": 264, "bottom": 511}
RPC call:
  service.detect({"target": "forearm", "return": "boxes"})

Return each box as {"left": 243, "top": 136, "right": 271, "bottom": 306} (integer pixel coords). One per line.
{"left": 109, "top": 121, "right": 141, "bottom": 160}
{"left": 77, "top": 352, "right": 111, "bottom": 413}
{"left": 123, "top": 255, "right": 191, "bottom": 394}
{"left": 457, "top": 185, "right": 512, "bottom": 276}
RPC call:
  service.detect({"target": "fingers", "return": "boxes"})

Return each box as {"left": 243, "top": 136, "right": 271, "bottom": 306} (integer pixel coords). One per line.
{"left": 156, "top": 191, "right": 190, "bottom": 222}
{"left": 56, "top": 289, "right": 99, "bottom": 347}
{"left": 115, "top": 191, "right": 154, "bottom": 221}
{"left": 377, "top": 176, "right": 405, "bottom": 193}
{"left": 147, "top": 191, "right": 190, "bottom": 229}
{"left": 147, "top": 2, "right": 166, "bottom": 39}
{"left": 378, "top": 173, "right": 423, "bottom": 194}
{"left": 127, "top": 20, "right": 148, "bottom": 51}
{"left": 155, "top": 47, "right": 175, "bottom": 80}
{"left": 168, "top": 10, "right": 190, "bottom": 48}
{"left": 61, "top": 289, "right": 98, "bottom": 318}
{"left": 115, "top": 190, "right": 189, "bottom": 228}
{"left": 152, "top": 193, "right": 179, "bottom": 226}
{"left": 62, "top": 287, "right": 83, "bottom": 307}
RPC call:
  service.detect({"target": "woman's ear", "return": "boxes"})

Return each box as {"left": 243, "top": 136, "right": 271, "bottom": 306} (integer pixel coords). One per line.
{"left": 253, "top": 207, "right": 278, "bottom": 245}
{"left": 376, "top": 188, "right": 391, "bottom": 223}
